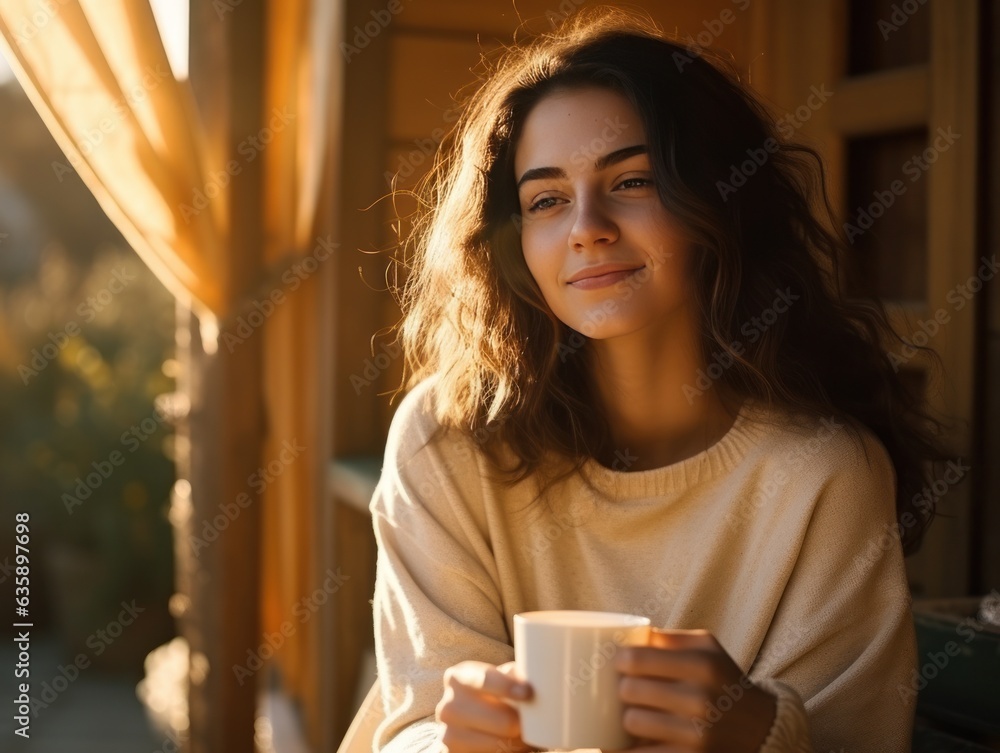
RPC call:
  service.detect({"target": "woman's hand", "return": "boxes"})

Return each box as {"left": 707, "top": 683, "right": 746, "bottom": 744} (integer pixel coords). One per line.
{"left": 614, "top": 628, "right": 777, "bottom": 752}
{"left": 435, "top": 660, "right": 536, "bottom": 753}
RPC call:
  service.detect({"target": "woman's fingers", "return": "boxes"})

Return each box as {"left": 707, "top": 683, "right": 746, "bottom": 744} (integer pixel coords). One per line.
{"left": 615, "top": 630, "right": 727, "bottom": 690}
{"left": 618, "top": 675, "right": 706, "bottom": 719}
{"left": 618, "top": 675, "right": 711, "bottom": 746}
{"left": 496, "top": 661, "right": 532, "bottom": 696}
{"left": 444, "top": 660, "right": 532, "bottom": 701}
{"left": 612, "top": 631, "right": 779, "bottom": 750}
{"left": 437, "top": 690, "right": 520, "bottom": 738}
{"left": 437, "top": 660, "right": 531, "bottom": 746}
{"left": 622, "top": 704, "right": 704, "bottom": 747}
{"left": 615, "top": 645, "right": 722, "bottom": 686}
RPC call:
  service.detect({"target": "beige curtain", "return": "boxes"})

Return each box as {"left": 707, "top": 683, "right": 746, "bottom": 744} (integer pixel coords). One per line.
{"left": 0, "top": 0, "right": 224, "bottom": 328}
{"left": 0, "top": 0, "right": 336, "bottom": 716}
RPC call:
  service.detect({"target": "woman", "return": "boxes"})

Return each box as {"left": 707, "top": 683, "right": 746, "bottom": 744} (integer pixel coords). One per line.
{"left": 367, "top": 6, "right": 953, "bottom": 752}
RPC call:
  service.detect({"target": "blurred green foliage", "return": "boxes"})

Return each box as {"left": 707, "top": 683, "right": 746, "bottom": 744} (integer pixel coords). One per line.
{"left": 0, "top": 82, "right": 176, "bottom": 636}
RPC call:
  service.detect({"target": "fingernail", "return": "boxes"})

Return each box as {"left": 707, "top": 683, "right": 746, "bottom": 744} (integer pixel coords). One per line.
{"left": 511, "top": 683, "right": 530, "bottom": 700}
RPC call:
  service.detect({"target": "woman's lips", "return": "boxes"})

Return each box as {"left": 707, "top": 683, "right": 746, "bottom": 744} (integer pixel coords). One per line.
{"left": 567, "top": 268, "right": 643, "bottom": 290}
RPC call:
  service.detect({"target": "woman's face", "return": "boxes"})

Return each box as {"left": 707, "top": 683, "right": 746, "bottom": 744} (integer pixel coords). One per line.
{"left": 513, "top": 86, "right": 693, "bottom": 342}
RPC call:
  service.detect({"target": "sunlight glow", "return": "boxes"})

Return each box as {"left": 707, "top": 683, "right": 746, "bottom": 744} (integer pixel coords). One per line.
{"left": 0, "top": 50, "right": 13, "bottom": 86}
{"left": 149, "top": 0, "right": 189, "bottom": 80}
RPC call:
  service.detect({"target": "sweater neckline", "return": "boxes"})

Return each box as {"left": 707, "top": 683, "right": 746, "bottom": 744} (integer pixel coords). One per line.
{"left": 578, "top": 398, "right": 762, "bottom": 499}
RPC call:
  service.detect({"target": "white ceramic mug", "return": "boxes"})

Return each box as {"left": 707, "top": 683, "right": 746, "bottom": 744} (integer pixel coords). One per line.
{"left": 513, "top": 610, "right": 652, "bottom": 751}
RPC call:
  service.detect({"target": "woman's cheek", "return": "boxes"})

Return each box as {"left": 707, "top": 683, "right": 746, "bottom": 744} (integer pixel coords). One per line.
{"left": 521, "top": 242, "right": 556, "bottom": 288}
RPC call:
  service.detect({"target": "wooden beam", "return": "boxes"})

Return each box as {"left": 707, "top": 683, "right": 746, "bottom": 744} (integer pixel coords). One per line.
{"left": 331, "top": 0, "right": 392, "bottom": 458}
{"left": 976, "top": 0, "right": 1000, "bottom": 599}
{"left": 829, "top": 65, "right": 930, "bottom": 137}
{"left": 310, "top": 8, "right": 345, "bottom": 747}
{"left": 330, "top": 0, "right": 393, "bottom": 741}
{"left": 179, "top": 2, "right": 267, "bottom": 752}
{"left": 916, "top": 0, "right": 980, "bottom": 598}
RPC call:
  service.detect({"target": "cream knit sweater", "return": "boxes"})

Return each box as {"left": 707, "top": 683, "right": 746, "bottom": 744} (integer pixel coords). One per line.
{"left": 369, "top": 376, "right": 917, "bottom": 752}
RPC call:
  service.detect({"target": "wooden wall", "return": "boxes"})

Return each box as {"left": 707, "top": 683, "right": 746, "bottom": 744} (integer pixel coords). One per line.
{"left": 978, "top": 0, "right": 999, "bottom": 596}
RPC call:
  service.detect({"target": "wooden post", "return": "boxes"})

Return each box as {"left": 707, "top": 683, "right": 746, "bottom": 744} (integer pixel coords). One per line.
{"left": 328, "top": 0, "right": 393, "bottom": 741}
{"left": 174, "top": 1, "right": 267, "bottom": 751}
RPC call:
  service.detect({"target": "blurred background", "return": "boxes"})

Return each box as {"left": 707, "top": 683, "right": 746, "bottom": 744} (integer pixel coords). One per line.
{"left": 0, "top": 1, "right": 996, "bottom": 752}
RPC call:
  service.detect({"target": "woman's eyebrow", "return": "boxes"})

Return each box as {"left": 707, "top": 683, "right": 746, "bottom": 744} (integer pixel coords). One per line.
{"left": 516, "top": 144, "right": 648, "bottom": 190}
{"left": 593, "top": 143, "right": 648, "bottom": 171}
{"left": 515, "top": 165, "right": 563, "bottom": 191}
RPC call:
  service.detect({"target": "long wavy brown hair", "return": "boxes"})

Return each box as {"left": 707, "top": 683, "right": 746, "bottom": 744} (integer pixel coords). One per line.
{"left": 388, "top": 6, "right": 957, "bottom": 555}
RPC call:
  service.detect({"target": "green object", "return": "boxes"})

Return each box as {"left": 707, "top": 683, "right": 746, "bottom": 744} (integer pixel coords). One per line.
{"left": 912, "top": 597, "right": 1000, "bottom": 736}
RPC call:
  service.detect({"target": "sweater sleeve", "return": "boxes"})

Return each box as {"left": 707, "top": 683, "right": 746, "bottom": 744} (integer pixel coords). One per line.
{"left": 369, "top": 382, "right": 515, "bottom": 753}
{"left": 749, "top": 426, "right": 918, "bottom": 752}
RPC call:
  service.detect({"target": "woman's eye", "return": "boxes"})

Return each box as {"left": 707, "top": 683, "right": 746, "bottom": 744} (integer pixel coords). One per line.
{"left": 527, "top": 196, "right": 559, "bottom": 213}
{"left": 617, "top": 177, "right": 652, "bottom": 190}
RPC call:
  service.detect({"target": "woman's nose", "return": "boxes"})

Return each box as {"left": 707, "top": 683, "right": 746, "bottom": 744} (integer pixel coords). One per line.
{"left": 568, "top": 195, "right": 619, "bottom": 249}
